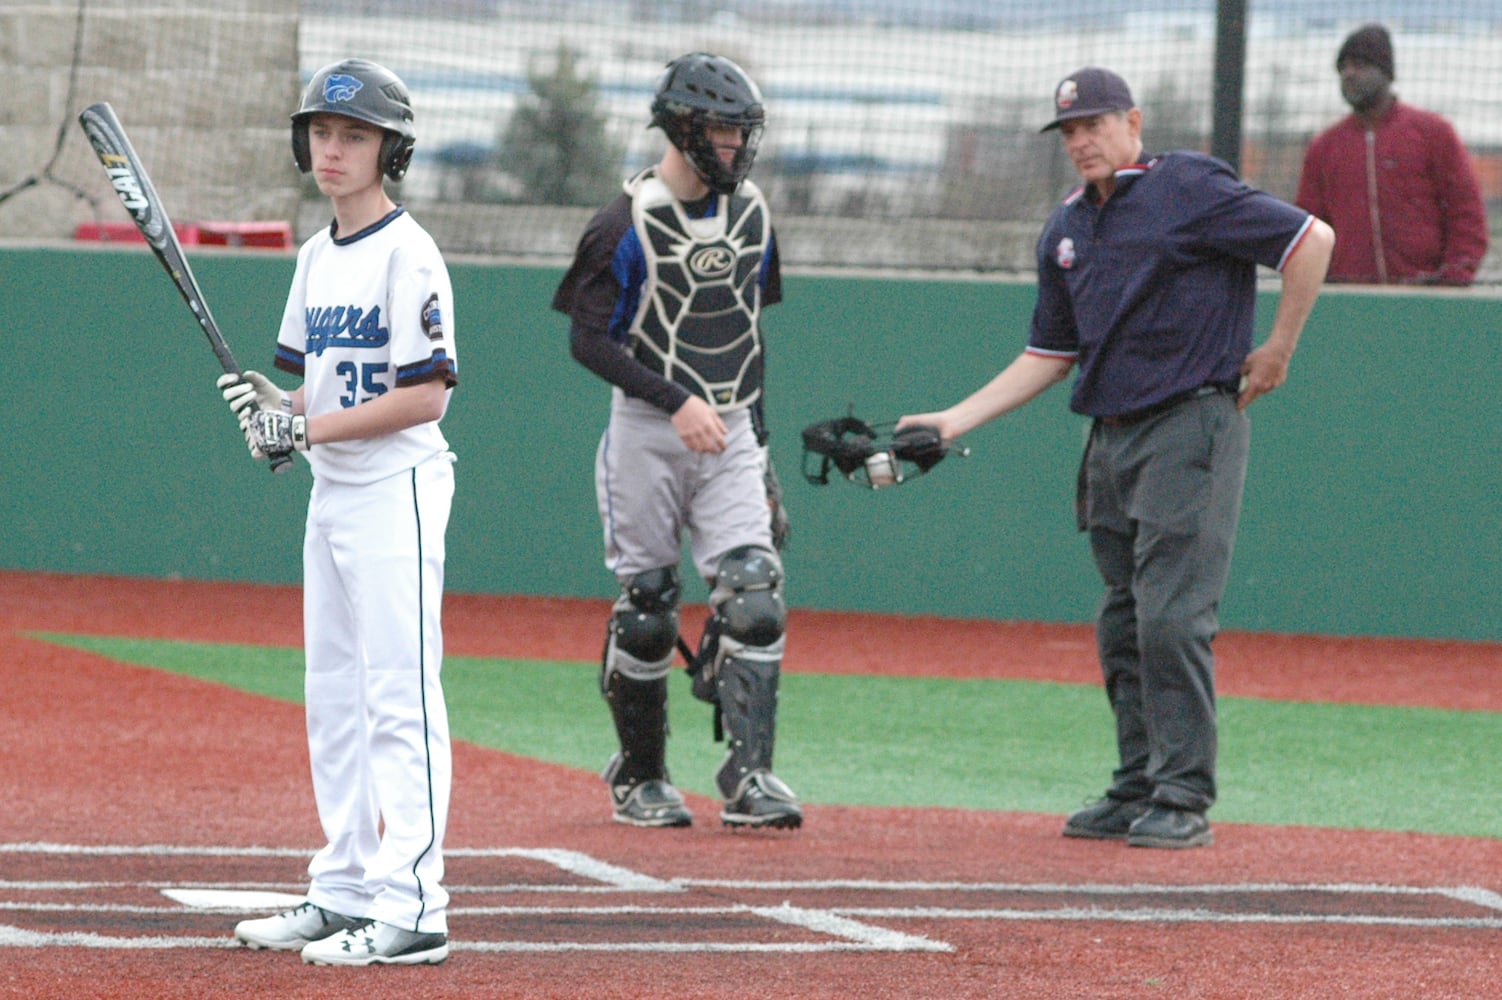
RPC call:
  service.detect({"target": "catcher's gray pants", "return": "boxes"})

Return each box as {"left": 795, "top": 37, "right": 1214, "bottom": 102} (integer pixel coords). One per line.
{"left": 1082, "top": 388, "right": 1248, "bottom": 814}
{"left": 596, "top": 391, "right": 773, "bottom": 582}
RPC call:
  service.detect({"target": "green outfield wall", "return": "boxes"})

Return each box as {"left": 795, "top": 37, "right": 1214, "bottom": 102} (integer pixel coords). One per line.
{"left": 4, "top": 245, "right": 1498, "bottom": 640}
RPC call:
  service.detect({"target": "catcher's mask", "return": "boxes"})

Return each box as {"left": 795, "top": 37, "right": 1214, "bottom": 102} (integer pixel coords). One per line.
{"left": 800, "top": 414, "right": 966, "bottom": 489}
{"left": 651, "top": 52, "right": 765, "bottom": 195}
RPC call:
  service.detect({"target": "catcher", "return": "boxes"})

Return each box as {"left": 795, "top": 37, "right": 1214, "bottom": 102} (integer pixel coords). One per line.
{"left": 551, "top": 53, "right": 801, "bottom": 831}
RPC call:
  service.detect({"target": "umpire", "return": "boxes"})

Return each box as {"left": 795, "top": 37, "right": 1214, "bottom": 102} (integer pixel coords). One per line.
{"left": 899, "top": 67, "right": 1334, "bottom": 848}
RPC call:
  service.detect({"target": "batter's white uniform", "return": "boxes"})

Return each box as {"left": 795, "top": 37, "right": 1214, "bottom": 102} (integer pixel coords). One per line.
{"left": 273, "top": 207, "right": 457, "bottom": 935}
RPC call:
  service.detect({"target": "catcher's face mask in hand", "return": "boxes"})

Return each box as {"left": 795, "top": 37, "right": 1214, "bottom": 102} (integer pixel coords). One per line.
{"left": 800, "top": 415, "right": 966, "bottom": 489}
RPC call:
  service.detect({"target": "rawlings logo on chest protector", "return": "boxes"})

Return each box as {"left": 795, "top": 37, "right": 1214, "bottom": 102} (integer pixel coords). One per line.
{"left": 688, "top": 245, "right": 736, "bottom": 279}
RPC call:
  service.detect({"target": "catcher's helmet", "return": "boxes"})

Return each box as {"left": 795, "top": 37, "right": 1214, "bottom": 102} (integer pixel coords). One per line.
{"left": 292, "top": 58, "right": 416, "bottom": 182}
{"left": 651, "top": 53, "right": 765, "bottom": 195}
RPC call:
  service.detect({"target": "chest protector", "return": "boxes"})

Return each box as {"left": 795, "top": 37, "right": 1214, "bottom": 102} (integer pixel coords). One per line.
{"left": 627, "top": 172, "right": 769, "bottom": 412}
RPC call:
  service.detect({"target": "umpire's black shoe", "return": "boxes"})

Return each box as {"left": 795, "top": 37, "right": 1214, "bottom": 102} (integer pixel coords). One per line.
{"left": 1126, "top": 804, "right": 1213, "bottom": 849}
{"left": 1062, "top": 796, "right": 1150, "bottom": 841}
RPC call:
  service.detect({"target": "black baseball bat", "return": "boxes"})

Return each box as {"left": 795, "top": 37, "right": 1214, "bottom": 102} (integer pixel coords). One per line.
{"left": 76, "top": 101, "right": 293, "bottom": 473}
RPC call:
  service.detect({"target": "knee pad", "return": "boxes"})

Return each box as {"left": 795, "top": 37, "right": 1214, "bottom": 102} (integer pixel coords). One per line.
{"left": 690, "top": 546, "right": 785, "bottom": 708}
{"left": 710, "top": 545, "right": 785, "bottom": 647}
{"left": 603, "top": 566, "right": 680, "bottom": 685}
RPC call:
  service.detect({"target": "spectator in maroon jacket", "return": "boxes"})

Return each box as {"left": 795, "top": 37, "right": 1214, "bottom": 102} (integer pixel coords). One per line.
{"left": 1296, "top": 23, "right": 1489, "bottom": 286}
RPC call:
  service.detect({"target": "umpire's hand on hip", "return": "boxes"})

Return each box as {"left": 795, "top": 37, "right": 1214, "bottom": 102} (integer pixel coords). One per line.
{"left": 1238, "top": 343, "right": 1292, "bottom": 410}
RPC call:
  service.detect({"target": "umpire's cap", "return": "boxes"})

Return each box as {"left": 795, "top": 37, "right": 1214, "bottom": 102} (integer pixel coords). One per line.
{"left": 1041, "top": 67, "right": 1136, "bottom": 132}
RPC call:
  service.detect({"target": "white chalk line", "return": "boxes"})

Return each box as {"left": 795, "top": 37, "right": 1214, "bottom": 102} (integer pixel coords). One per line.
{"left": 0, "top": 843, "right": 944, "bottom": 953}
{"left": 6, "top": 843, "right": 1502, "bottom": 952}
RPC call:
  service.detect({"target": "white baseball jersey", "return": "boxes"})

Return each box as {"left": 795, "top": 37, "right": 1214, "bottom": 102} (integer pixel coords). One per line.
{"left": 275, "top": 208, "right": 456, "bottom": 483}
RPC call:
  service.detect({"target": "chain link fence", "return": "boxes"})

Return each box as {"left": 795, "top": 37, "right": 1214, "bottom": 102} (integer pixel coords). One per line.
{"left": 4, "top": 0, "right": 1500, "bottom": 278}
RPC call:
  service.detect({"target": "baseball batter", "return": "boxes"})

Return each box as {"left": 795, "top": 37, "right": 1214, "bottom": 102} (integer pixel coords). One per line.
{"left": 221, "top": 58, "right": 457, "bottom": 965}
{"left": 552, "top": 53, "right": 802, "bottom": 830}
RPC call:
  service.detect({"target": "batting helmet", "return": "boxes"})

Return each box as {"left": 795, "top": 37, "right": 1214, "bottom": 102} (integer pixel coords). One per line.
{"left": 651, "top": 53, "right": 765, "bottom": 195}
{"left": 292, "top": 58, "right": 416, "bottom": 182}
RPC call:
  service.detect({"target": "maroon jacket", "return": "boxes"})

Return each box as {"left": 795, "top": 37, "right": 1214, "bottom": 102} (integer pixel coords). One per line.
{"left": 1296, "top": 100, "right": 1488, "bottom": 285}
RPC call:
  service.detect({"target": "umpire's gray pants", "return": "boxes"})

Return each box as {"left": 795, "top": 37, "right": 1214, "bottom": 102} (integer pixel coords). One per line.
{"left": 1082, "top": 389, "right": 1248, "bottom": 814}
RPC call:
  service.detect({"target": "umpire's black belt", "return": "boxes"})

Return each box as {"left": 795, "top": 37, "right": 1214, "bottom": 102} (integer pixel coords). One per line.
{"left": 1097, "top": 382, "right": 1238, "bottom": 427}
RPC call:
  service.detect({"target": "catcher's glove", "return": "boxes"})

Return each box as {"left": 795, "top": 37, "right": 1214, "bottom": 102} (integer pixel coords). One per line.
{"left": 801, "top": 412, "right": 967, "bottom": 489}
{"left": 764, "top": 453, "right": 791, "bottom": 551}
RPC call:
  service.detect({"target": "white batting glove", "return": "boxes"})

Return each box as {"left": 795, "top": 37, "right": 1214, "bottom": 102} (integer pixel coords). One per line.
{"left": 239, "top": 418, "right": 265, "bottom": 460}
{"left": 217, "top": 370, "right": 290, "bottom": 422}
{"left": 248, "top": 409, "right": 309, "bottom": 458}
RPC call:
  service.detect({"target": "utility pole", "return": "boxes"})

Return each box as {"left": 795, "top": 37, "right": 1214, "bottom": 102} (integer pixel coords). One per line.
{"left": 1211, "top": 0, "right": 1248, "bottom": 172}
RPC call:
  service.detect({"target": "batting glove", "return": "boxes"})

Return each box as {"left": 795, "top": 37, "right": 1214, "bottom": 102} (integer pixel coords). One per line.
{"left": 218, "top": 370, "right": 291, "bottom": 423}
{"left": 249, "top": 410, "right": 309, "bottom": 458}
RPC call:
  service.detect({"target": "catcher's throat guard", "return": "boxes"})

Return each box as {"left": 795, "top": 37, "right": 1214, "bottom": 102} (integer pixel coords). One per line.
{"left": 800, "top": 413, "right": 967, "bottom": 489}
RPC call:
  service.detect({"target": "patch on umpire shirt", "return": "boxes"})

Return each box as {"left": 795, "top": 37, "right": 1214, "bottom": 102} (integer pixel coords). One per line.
{"left": 1055, "top": 237, "right": 1077, "bottom": 269}
{"left": 422, "top": 293, "right": 444, "bottom": 341}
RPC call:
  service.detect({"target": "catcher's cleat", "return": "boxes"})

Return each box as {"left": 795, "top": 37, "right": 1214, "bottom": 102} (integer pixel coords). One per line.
{"left": 234, "top": 900, "right": 362, "bottom": 951}
{"left": 720, "top": 768, "right": 803, "bottom": 829}
{"left": 608, "top": 772, "right": 694, "bottom": 828}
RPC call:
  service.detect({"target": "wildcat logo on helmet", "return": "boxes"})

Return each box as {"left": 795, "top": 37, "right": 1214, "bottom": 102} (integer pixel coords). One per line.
{"left": 323, "top": 74, "right": 364, "bottom": 103}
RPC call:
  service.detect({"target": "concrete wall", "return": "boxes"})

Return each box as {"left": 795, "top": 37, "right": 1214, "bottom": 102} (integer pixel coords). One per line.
{"left": 3, "top": 244, "right": 1498, "bottom": 641}
{"left": 0, "top": 0, "right": 300, "bottom": 241}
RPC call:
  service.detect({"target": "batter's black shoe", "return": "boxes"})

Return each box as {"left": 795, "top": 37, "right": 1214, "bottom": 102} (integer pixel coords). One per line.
{"left": 604, "top": 754, "right": 692, "bottom": 827}
{"left": 1062, "top": 796, "right": 1151, "bottom": 841}
{"left": 1126, "top": 804, "right": 1213, "bottom": 849}
{"left": 720, "top": 768, "right": 803, "bottom": 830}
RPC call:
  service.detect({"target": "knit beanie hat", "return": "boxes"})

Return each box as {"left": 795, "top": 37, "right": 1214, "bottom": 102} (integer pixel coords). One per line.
{"left": 1336, "top": 24, "right": 1395, "bottom": 80}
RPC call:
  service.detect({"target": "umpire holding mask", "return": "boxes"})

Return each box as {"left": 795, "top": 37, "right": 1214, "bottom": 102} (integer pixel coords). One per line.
{"left": 898, "top": 68, "right": 1334, "bottom": 847}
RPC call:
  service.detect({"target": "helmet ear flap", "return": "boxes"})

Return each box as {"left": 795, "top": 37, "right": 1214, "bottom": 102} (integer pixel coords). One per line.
{"left": 380, "top": 132, "right": 415, "bottom": 181}
{"left": 291, "top": 119, "right": 312, "bottom": 173}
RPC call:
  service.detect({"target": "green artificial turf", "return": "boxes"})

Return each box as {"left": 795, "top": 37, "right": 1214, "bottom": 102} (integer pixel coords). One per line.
{"left": 35, "top": 633, "right": 1502, "bottom": 839}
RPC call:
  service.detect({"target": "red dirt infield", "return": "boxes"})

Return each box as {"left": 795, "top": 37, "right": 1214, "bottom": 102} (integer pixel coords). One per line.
{"left": 2, "top": 570, "right": 1500, "bottom": 999}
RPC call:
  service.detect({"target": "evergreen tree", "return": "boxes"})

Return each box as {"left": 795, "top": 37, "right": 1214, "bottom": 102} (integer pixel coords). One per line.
{"left": 497, "top": 45, "right": 622, "bottom": 205}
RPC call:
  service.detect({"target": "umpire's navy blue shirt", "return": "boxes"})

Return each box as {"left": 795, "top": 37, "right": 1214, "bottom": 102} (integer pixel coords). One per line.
{"left": 1027, "top": 151, "right": 1316, "bottom": 418}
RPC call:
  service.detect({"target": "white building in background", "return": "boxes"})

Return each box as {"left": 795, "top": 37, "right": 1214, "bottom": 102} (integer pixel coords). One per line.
{"left": 304, "top": 13, "right": 1502, "bottom": 205}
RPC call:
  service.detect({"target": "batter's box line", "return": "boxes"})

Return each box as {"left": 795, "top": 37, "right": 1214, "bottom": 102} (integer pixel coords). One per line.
{"left": 0, "top": 903, "right": 950, "bottom": 954}
{"left": 449, "top": 902, "right": 951, "bottom": 952}
{"left": 683, "top": 878, "right": 1502, "bottom": 912}
{"left": 11, "top": 847, "right": 1500, "bottom": 912}
{"left": 830, "top": 906, "right": 1502, "bottom": 929}
{"left": 0, "top": 845, "right": 951, "bottom": 952}
{"left": 0, "top": 843, "right": 677, "bottom": 893}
